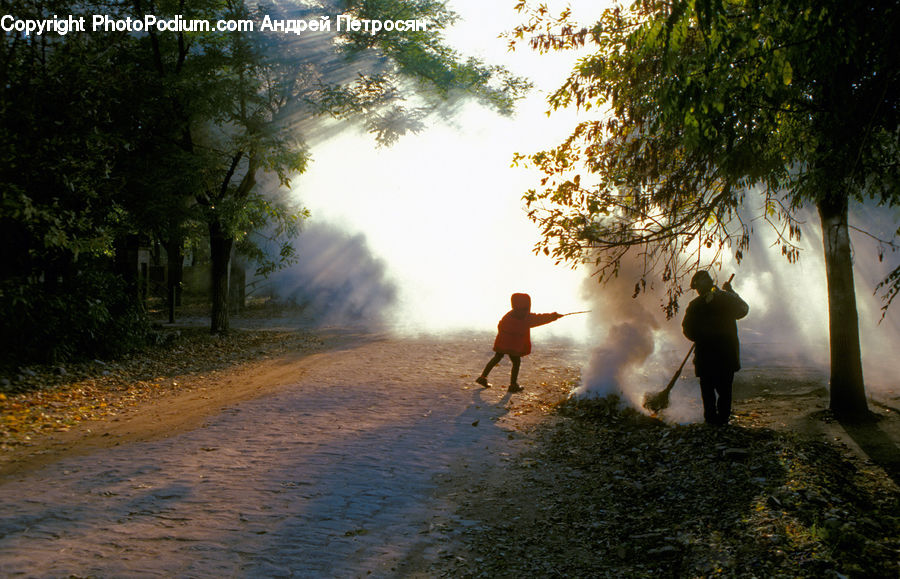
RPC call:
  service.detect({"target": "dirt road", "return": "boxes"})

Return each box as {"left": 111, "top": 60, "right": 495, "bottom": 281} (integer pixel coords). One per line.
{"left": 0, "top": 331, "right": 581, "bottom": 577}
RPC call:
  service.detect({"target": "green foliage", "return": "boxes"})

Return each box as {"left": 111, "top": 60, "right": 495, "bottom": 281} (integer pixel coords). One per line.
{"left": 511, "top": 0, "right": 900, "bottom": 315}
{"left": 1, "top": 11, "right": 137, "bottom": 270}
{"left": 1, "top": 0, "right": 534, "bottom": 345}
{"left": 322, "top": 0, "right": 531, "bottom": 145}
{"left": 0, "top": 270, "right": 152, "bottom": 365}
{"left": 0, "top": 0, "right": 302, "bottom": 346}
{"left": 0, "top": 1, "right": 161, "bottom": 359}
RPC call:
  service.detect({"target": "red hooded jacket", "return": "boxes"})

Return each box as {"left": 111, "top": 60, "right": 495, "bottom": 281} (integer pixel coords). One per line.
{"left": 492, "top": 293, "right": 559, "bottom": 357}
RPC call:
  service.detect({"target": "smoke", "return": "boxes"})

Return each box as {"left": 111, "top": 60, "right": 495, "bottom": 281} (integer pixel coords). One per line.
{"left": 284, "top": 100, "right": 591, "bottom": 338}
{"left": 730, "top": 199, "right": 900, "bottom": 395}
{"left": 582, "top": 324, "right": 656, "bottom": 395}
{"left": 573, "top": 256, "right": 699, "bottom": 421}
{"left": 573, "top": 193, "right": 900, "bottom": 420}
{"left": 256, "top": 0, "right": 898, "bottom": 414}
{"left": 246, "top": 0, "right": 596, "bottom": 337}
{"left": 263, "top": 223, "right": 398, "bottom": 329}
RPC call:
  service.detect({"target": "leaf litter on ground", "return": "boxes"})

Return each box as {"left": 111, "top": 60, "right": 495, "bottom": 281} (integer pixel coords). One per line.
{"left": 444, "top": 396, "right": 899, "bottom": 579}
{"left": 0, "top": 327, "right": 323, "bottom": 450}
{"left": 1, "top": 322, "right": 897, "bottom": 578}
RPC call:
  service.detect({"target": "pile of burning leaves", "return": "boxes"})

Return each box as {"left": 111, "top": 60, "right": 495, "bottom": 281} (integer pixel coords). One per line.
{"left": 0, "top": 327, "right": 323, "bottom": 450}
{"left": 446, "top": 396, "right": 899, "bottom": 578}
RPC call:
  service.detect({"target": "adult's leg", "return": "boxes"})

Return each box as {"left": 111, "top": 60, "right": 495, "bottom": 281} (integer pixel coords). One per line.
{"left": 715, "top": 371, "right": 735, "bottom": 425}
{"left": 698, "top": 375, "right": 719, "bottom": 425}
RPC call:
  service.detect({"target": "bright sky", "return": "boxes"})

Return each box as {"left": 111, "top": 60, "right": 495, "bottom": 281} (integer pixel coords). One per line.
{"left": 289, "top": 1, "right": 611, "bottom": 337}
{"left": 286, "top": 1, "right": 898, "bottom": 399}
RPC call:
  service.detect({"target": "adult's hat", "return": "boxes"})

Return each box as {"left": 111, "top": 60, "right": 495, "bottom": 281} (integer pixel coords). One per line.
{"left": 690, "top": 270, "right": 713, "bottom": 290}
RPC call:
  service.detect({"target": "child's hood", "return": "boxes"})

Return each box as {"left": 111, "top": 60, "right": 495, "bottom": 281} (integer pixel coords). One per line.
{"left": 510, "top": 293, "right": 531, "bottom": 312}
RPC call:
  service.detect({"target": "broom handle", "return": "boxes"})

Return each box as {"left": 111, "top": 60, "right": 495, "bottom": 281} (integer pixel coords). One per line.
{"left": 664, "top": 344, "right": 695, "bottom": 393}
{"left": 677, "top": 343, "right": 695, "bottom": 373}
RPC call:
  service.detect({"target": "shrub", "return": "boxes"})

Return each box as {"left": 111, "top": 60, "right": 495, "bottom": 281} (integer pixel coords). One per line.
{"left": 0, "top": 270, "right": 151, "bottom": 366}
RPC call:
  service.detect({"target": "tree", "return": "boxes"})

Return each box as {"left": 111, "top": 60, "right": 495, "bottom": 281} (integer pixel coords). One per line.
{"left": 123, "top": 0, "right": 312, "bottom": 333}
{"left": 0, "top": 1, "right": 161, "bottom": 361}
{"left": 1, "top": 0, "right": 529, "bottom": 359}
{"left": 0, "top": 0, "right": 296, "bottom": 354}
{"left": 135, "top": 0, "right": 528, "bottom": 334}
{"left": 511, "top": 0, "right": 900, "bottom": 420}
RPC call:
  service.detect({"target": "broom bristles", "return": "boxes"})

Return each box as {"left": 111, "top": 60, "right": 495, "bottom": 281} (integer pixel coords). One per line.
{"left": 644, "top": 344, "right": 694, "bottom": 414}
{"left": 643, "top": 389, "right": 670, "bottom": 413}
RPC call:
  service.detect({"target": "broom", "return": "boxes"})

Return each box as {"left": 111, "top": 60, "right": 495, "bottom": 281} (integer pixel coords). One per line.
{"left": 643, "top": 344, "right": 694, "bottom": 414}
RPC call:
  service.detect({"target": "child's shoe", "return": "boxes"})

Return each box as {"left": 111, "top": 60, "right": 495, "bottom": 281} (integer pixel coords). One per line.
{"left": 475, "top": 376, "right": 490, "bottom": 388}
{"left": 507, "top": 383, "right": 523, "bottom": 393}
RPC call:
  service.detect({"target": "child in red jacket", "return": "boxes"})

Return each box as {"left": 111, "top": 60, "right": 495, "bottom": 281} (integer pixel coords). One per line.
{"left": 475, "top": 293, "right": 562, "bottom": 393}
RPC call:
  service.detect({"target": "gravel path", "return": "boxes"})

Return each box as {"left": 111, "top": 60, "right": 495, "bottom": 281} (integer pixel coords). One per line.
{"left": 0, "top": 333, "right": 581, "bottom": 578}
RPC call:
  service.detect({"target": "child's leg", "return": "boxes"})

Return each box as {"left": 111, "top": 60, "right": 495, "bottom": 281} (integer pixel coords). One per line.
{"left": 480, "top": 352, "right": 504, "bottom": 378}
{"left": 509, "top": 356, "right": 521, "bottom": 385}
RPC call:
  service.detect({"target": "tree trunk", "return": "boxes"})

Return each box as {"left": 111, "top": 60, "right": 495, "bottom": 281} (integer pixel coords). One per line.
{"left": 817, "top": 194, "right": 869, "bottom": 420}
{"left": 164, "top": 236, "right": 184, "bottom": 324}
{"left": 209, "top": 221, "right": 233, "bottom": 334}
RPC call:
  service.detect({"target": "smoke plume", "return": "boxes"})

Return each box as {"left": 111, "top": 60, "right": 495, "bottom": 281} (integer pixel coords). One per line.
{"left": 264, "top": 223, "right": 398, "bottom": 329}
{"left": 574, "top": 195, "right": 899, "bottom": 421}
{"left": 576, "top": 259, "right": 678, "bottom": 407}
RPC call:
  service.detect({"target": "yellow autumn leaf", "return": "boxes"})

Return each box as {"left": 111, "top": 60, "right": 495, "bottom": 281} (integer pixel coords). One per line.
{"left": 783, "top": 61, "right": 793, "bottom": 85}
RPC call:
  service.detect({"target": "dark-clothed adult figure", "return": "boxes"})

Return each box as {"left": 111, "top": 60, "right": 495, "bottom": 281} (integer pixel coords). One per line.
{"left": 682, "top": 271, "right": 750, "bottom": 425}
